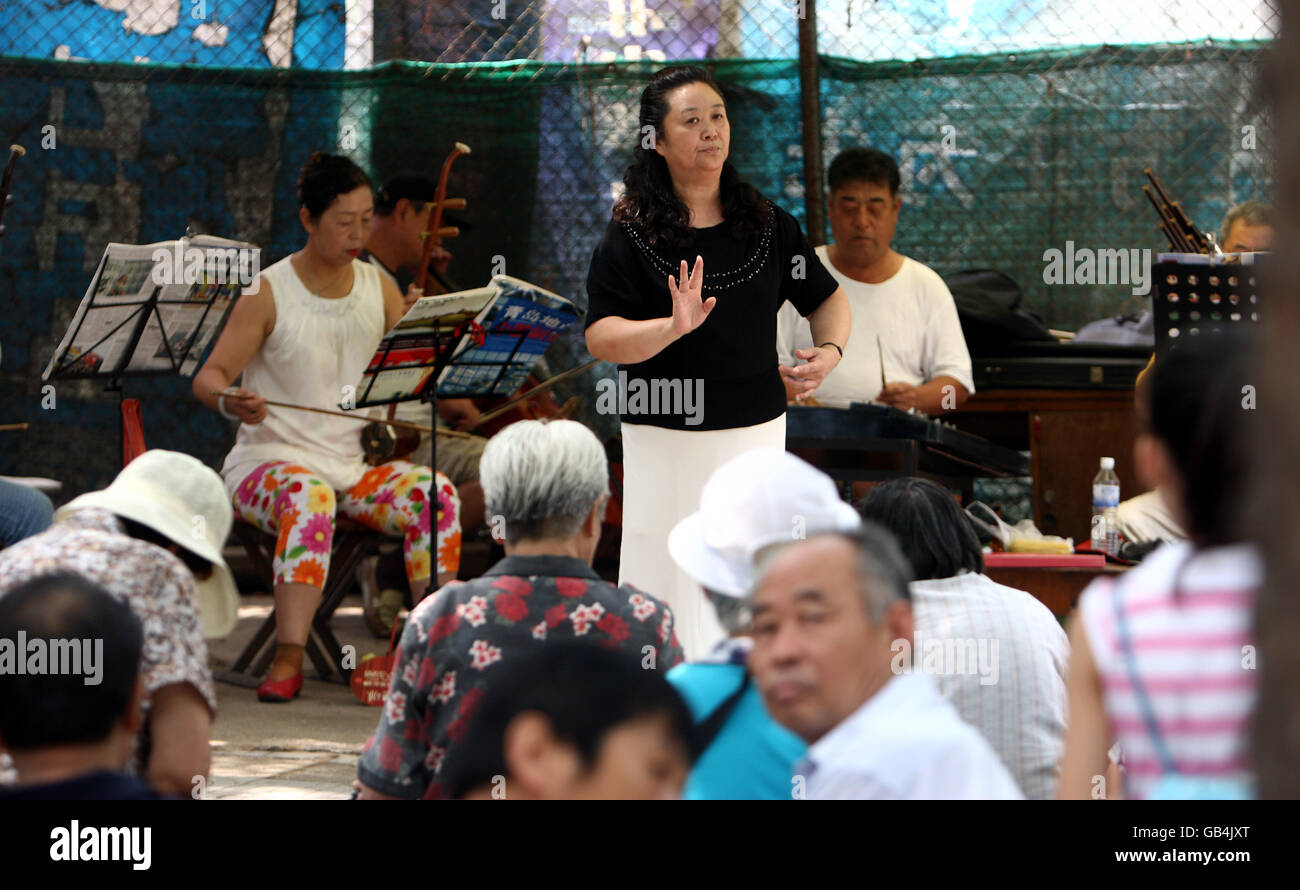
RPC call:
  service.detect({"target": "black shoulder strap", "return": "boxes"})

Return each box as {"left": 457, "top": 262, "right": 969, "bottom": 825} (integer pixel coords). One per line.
{"left": 694, "top": 671, "right": 752, "bottom": 752}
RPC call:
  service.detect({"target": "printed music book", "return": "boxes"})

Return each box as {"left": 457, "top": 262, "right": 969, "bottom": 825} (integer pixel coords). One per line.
{"left": 43, "top": 235, "right": 256, "bottom": 381}
{"left": 353, "top": 275, "right": 581, "bottom": 406}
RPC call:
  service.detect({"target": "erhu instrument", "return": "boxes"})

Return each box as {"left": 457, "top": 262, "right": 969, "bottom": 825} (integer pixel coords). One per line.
{"left": 362, "top": 142, "right": 472, "bottom": 464}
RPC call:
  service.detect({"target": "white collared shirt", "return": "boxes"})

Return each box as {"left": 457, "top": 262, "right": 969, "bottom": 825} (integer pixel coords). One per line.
{"left": 795, "top": 672, "right": 1023, "bottom": 800}
{"left": 910, "top": 572, "right": 1070, "bottom": 801}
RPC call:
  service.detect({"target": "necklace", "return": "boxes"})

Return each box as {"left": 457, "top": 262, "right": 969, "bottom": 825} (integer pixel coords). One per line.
{"left": 294, "top": 253, "right": 352, "bottom": 298}
{"left": 621, "top": 200, "right": 775, "bottom": 292}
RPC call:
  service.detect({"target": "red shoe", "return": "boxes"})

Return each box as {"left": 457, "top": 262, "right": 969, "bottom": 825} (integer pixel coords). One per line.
{"left": 257, "top": 672, "right": 303, "bottom": 702}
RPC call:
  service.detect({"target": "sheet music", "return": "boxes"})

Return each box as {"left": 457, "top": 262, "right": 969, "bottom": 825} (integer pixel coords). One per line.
{"left": 44, "top": 236, "right": 256, "bottom": 380}
{"left": 354, "top": 276, "right": 581, "bottom": 405}
{"left": 436, "top": 275, "right": 581, "bottom": 398}
{"left": 392, "top": 286, "right": 496, "bottom": 333}
{"left": 357, "top": 333, "right": 436, "bottom": 403}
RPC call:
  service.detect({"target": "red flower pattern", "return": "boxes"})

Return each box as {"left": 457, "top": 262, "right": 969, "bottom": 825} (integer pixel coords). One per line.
{"left": 494, "top": 592, "right": 529, "bottom": 622}
{"left": 570, "top": 603, "right": 605, "bottom": 635}
{"left": 455, "top": 595, "right": 488, "bottom": 627}
{"left": 492, "top": 576, "right": 533, "bottom": 596}
{"left": 416, "top": 657, "right": 438, "bottom": 690}
{"left": 429, "top": 613, "right": 460, "bottom": 644}
{"left": 596, "top": 612, "right": 630, "bottom": 642}
{"left": 658, "top": 610, "right": 672, "bottom": 644}
{"left": 378, "top": 736, "right": 403, "bottom": 773}
{"left": 431, "top": 670, "right": 456, "bottom": 704}
{"left": 459, "top": 687, "right": 484, "bottom": 718}
{"left": 468, "top": 639, "right": 503, "bottom": 670}
{"left": 628, "top": 594, "right": 658, "bottom": 622}
{"left": 357, "top": 569, "right": 684, "bottom": 801}
{"left": 555, "top": 578, "right": 589, "bottom": 598}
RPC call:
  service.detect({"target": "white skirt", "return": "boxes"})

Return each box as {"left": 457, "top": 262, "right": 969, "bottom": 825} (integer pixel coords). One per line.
{"left": 619, "top": 414, "right": 786, "bottom": 660}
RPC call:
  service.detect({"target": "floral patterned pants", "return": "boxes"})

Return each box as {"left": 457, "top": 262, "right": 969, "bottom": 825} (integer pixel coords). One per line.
{"left": 231, "top": 460, "right": 462, "bottom": 590}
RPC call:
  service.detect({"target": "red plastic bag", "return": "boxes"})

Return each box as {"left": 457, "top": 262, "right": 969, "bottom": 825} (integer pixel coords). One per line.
{"left": 350, "top": 617, "right": 401, "bottom": 706}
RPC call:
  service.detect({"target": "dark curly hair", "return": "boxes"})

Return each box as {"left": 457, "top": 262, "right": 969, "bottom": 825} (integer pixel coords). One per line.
{"left": 612, "top": 65, "right": 769, "bottom": 247}
{"left": 297, "top": 152, "right": 372, "bottom": 220}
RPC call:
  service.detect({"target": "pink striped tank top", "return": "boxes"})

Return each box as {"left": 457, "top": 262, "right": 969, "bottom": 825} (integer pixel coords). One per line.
{"left": 1077, "top": 540, "right": 1260, "bottom": 799}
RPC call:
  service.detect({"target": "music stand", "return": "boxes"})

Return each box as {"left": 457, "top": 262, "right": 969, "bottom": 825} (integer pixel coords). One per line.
{"left": 433, "top": 277, "right": 582, "bottom": 403}
{"left": 358, "top": 274, "right": 583, "bottom": 448}
{"left": 43, "top": 232, "right": 253, "bottom": 462}
{"left": 354, "top": 277, "right": 582, "bottom": 590}
{"left": 1151, "top": 254, "right": 1262, "bottom": 359}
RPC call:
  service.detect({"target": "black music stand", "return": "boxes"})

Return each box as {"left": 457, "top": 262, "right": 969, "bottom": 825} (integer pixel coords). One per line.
{"left": 43, "top": 233, "right": 249, "bottom": 461}
{"left": 1151, "top": 255, "right": 1262, "bottom": 359}
{"left": 359, "top": 279, "right": 582, "bottom": 595}
{"left": 399, "top": 277, "right": 583, "bottom": 475}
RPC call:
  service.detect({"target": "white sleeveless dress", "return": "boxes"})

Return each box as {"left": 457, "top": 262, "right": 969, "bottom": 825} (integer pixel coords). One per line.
{"left": 220, "top": 256, "right": 387, "bottom": 498}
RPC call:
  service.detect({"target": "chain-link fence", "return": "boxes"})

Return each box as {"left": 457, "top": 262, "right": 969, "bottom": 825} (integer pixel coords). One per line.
{"left": 0, "top": 0, "right": 1278, "bottom": 502}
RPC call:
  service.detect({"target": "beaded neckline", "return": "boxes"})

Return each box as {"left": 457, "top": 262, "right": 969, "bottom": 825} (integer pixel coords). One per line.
{"left": 620, "top": 201, "right": 775, "bottom": 292}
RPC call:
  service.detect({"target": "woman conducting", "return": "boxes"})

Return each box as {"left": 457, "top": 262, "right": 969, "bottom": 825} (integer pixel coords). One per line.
{"left": 194, "top": 152, "right": 460, "bottom": 703}
{"left": 585, "top": 66, "right": 851, "bottom": 658}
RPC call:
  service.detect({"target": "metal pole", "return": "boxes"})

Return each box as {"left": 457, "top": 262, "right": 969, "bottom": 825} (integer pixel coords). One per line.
{"left": 797, "top": 0, "right": 826, "bottom": 245}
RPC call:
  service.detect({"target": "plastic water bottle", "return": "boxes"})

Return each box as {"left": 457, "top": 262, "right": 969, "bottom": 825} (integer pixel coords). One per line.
{"left": 1091, "top": 457, "right": 1121, "bottom": 555}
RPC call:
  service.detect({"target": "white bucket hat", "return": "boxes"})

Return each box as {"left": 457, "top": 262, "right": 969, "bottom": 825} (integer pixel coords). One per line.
{"left": 54, "top": 449, "right": 239, "bottom": 638}
{"left": 667, "top": 448, "right": 860, "bottom": 597}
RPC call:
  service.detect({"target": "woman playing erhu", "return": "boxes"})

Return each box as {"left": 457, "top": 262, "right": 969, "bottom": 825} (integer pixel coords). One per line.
{"left": 194, "top": 152, "right": 461, "bottom": 703}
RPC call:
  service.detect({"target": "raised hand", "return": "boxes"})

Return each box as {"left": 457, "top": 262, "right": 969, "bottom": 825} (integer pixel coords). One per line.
{"left": 668, "top": 256, "right": 717, "bottom": 337}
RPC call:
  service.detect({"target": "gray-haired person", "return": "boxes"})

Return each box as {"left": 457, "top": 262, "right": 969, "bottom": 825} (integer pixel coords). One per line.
{"left": 356, "top": 420, "right": 684, "bottom": 799}
{"left": 748, "top": 524, "right": 1022, "bottom": 800}
{"left": 1219, "top": 201, "right": 1272, "bottom": 253}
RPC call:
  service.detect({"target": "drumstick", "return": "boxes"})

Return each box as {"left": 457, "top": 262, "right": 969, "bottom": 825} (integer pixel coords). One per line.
{"left": 0, "top": 422, "right": 28, "bottom": 432}
{"left": 877, "top": 334, "right": 887, "bottom": 393}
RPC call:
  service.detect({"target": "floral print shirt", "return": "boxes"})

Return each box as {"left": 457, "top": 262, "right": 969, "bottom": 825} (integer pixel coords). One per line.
{"left": 0, "top": 508, "right": 216, "bottom": 777}
{"left": 356, "top": 554, "right": 684, "bottom": 799}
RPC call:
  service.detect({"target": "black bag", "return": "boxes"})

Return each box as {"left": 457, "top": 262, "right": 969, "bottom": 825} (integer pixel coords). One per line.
{"left": 943, "top": 269, "right": 1056, "bottom": 345}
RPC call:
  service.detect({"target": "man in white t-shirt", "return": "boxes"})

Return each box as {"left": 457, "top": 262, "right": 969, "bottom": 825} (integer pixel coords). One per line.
{"left": 777, "top": 148, "right": 974, "bottom": 414}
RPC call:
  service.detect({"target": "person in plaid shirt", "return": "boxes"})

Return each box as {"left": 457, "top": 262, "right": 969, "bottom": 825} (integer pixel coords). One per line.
{"left": 357, "top": 420, "right": 684, "bottom": 799}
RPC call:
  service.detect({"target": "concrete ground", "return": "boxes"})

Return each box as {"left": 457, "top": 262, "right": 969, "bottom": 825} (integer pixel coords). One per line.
{"left": 206, "top": 594, "right": 392, "bottom": 800}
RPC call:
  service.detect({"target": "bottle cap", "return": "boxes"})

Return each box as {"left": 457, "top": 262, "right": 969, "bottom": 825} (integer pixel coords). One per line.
{"left": 1100, "top": 456, "right": 1115, "bottom": 470}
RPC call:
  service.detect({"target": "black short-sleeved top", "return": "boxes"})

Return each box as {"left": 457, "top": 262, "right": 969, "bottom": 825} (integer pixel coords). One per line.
{"left": 585, "top": 200, "right": 838, "bottom": 431}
